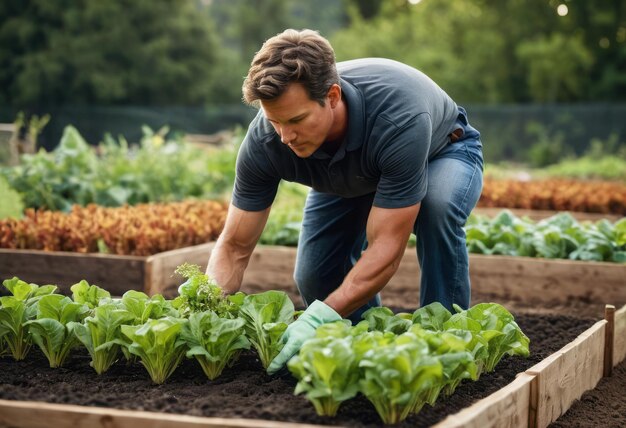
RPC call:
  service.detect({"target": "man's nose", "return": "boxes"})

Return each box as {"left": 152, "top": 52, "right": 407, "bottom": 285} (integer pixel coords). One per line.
{"left": 280, "top": 126, "right": 296, "bottom": 144}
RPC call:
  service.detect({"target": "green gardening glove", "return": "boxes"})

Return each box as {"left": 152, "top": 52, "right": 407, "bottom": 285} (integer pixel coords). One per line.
{"left": 267, "top": 300, "right": 341, "bottom": 374}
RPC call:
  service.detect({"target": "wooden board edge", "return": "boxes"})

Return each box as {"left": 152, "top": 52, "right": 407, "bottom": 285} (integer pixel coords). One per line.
{"left": 614, "top": 303, "right": 626, "bottom": 365}
{"left": 0, "top": 399, "right": 334, "bottom": 428}
{"left": 604, "top": 305, "right": 615, "bottom": 376}
{"left": 524, "top": 349, "right": 563, "bottom": 375}
{"left": 145, "top": 242, "right": 216, "bottom": 262}
{"left": 431, "top": 372, "right": 534, "bottom": 428}
{"left": 0, "top": 247, "right": 146, "bottom": 261}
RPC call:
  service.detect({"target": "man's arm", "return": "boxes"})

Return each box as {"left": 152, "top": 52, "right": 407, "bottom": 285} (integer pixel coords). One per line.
{"left": 206, "top": 204, "right": 271, "bottom": 294}
{"left": 324, "top": 203, "right": 420, "bottom": 317}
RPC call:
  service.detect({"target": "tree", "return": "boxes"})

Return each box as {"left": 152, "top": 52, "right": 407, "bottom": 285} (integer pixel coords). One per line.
{"left": 0, "top": 0, "right": 222, "bottom": 108}
{"left": 330, "top": 0, "right": 626, "bottom": 103}
{"left": 331, "top": 0, "right": 511, "bottom": 103}
{"left": 517, "top": 34, "right": 593, "bottom": 102}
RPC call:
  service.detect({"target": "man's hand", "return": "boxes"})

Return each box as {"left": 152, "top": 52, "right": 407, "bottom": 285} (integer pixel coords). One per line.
{"left": 267, "top": 300, "right": 341, "bottom": 374}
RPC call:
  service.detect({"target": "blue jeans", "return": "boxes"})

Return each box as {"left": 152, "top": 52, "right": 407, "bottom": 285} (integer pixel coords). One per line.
{"left": 293, "top": 107, "right": 484, "bottom": 323}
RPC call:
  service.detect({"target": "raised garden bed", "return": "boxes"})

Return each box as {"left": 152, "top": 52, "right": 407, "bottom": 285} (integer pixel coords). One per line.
{"left": 241, "top": 246, "right": 626, "bottom": 311}
{"left": 0, "top": 243, "right": 214, "bottom": 297}
{"left": 1, "top": 307, "right": 624, "bottom": 428}
{"left": 1, "top": 244, "right": 624, "bottom": 427}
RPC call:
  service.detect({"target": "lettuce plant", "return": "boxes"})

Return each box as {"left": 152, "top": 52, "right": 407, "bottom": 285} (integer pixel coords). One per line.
{"left": 68, "top": 303, "right": 135, "bottom": 374}
{"left": 361, "top": 307, "right": 412, "bottom": 334}
{"left": 25, "top": 294, "right": 89, "bottom": 367}
{"left": 314, "top": 319, "right": 369, "bottom": 339}
{"left": 180, "top": 311, "right": 250, "bottom": 380}
{"left": 172, "top": 263, "right": 245, "bottom": 318}
{"left": 238, "top": 291, "right": 294, "bottom": 369}
{"left": 111, "top": 290, "right": 178, "bottom": 363}
{"left": 0, "top": 278, "right": 57, "bottom": 360}
{"left": 120, "top": 317, "right": 187, "bottom": 384}
{"left": 447, "top": 303, "right": 530, "bottom": 372}
{"left": 408, "top": 325, "right": 478, "bottom": 401}
{"left": 442, "top": 323, "right": 490, "bottom": 377}
{"left": 288, "top": 336, "right": 360, "bottom": 416}
{"left": 119, "top": 290, "right": 177, "bottom": 323}
{"left": 411, "top": 302, "right": 452, "bottom": 331}
{"left": 70, "top": 280, "right": 111, "bottom": 311}
{"left": 466, "top": 210, "right": 626, "bottom": 262}
{"left": 358, "top": 333, "right": 443, "bottom": 424}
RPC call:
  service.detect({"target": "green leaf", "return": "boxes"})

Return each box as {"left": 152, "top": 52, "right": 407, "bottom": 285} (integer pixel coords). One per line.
{"left": 71, "top": 280, "right": 111, "bottom": 310}
{"left": 239, "top": 291, "right": 295, "bottom": 369}
{"left": 180, "top": 311, "right": 250, "bottom": 380}
{"left": 121, "top": 317, "right": 187, "bottom": 384}
{"left": 288, "top": 336, "right": 360, "bottom": 416}
{"left": 412, "top": 302, "right": 452, "bottom": 331}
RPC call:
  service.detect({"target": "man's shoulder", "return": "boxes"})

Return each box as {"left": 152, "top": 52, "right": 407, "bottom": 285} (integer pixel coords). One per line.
{"left": 338, "top": 58, "right": 422, "bottom": 80}
{"left": 339, "top": 59, "right": 431, "bottom": 127}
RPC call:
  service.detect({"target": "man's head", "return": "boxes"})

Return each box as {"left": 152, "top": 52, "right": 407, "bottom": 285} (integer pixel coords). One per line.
{"left": 242, "top": 29, "right": 339, "bottom": 107}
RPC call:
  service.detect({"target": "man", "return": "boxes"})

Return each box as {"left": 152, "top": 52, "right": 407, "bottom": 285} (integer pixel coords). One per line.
{"left": 206, "top": 29, "right": 484, "bottom": 373}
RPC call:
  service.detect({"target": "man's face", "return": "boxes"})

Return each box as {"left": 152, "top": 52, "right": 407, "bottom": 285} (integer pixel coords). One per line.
{"left": 260, "top": 83, "right": 340, "bottom": 158}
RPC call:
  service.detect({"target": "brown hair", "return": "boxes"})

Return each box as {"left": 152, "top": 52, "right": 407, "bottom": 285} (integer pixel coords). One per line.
{"left": 242, "top": 29, "right": 339, "bottom": 107}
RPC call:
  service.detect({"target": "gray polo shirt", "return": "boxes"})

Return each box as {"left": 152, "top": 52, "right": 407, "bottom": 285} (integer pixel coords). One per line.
{"left": 232, "top": 58, "right": 459, "bottom": 211}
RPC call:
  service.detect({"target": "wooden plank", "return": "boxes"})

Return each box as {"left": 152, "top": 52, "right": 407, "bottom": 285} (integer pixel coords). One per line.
{"left": 243, "top": 246, "right": 626, "bottom": 308}
{"left": 0, "top": 248, "right": 145, "bottom": 295}
{"left": 604, "top": 305, "right": 615, "bottom": 376}
{"left": 243, "top": 245, "right": 302, "bottom": 304}
{"left": 432, "top": 372, "right": 533, "bottom": 428}
{"left": 145, "top": 242, "right": 214, "bottom": 297}
{"left": 473, "top": 207, "right": 623, "bottom": 223}
{"left": 0, "top": 399, "right": 332, "bottom": 428}
{"left": 526, "top": 320, "right": 606, "bottom": 428}
{"left": 466, "top": 254, "right": 626, "bottom": 304}
{"left": 614, "top": 304, "right": 626, "bottom": 365}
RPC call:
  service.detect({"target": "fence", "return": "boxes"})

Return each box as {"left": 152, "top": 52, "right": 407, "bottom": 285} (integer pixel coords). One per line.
{"left": 1, "top": 104, "right": 625, "bottom": 163}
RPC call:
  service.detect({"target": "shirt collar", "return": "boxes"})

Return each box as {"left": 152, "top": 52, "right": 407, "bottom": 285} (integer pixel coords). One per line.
{"left": 310, "top": 77, "right": 365, "bottom": 161}
{"left": 341, "top": 76, "right": 366, "bottom": 152}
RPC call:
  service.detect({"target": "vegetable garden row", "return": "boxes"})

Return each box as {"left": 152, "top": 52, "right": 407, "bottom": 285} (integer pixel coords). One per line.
{"left": 1, "top": 269, "right": 531, "bottom": 425}
{"left": 1, "top": 126, "right": 626, "bottom": 217}
{"left": 0, "top": 273, "right": 624, "bottom": 428}
{"left": 2, "top": 202, "right": 624, "bottom": 261}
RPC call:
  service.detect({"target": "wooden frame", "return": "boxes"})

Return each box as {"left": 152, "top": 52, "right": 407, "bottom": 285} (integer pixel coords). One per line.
{"left": 3, "top": 241, "right": 623, "bottom": 305}
{"left": 1, "top": 239, "right": 624, "bottom": 427}
{"left": 241, "top": 246, "right": 626, "bottom": 306}
{"left": 429, "top": 303, "right": 625, "bottom": 428}
{"left": 1, "top": 304, "right": 623, "bottom": 428}
{"left": 0, "top": 400, "right": 327, "bottom": 428}
{"left": 0, "top": 243, "right": 214, "bottom": 298}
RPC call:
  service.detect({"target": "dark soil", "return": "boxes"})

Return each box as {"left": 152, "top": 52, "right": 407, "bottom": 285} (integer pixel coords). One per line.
{"left": 1, "top": 312, "right": 619, "bottom": 427}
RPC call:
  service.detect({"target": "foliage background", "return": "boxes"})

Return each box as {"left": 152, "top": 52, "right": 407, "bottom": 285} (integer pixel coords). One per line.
{"left": 0, "top": 0, "right": 624, "bottom": 163}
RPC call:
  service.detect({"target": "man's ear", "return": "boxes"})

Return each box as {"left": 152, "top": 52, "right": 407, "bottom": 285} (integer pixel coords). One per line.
{"left": 327, "top": 84, "right": 342, "bottom": 108}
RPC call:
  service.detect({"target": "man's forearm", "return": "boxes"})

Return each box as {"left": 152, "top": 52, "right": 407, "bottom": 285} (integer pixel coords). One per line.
{"left": 206, "top": 237, "right": 253, "bottom": 294}
{"left": 324, "top": 239, "right": 405, "bottom": 317}
{"left": 206, "top": 205, "right": 271, "bottom": 294}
